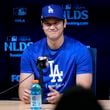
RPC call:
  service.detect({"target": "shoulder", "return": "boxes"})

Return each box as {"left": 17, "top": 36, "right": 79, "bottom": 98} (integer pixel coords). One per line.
{"left": 24, "top": 38, "right": 46, "bottom": 52}
{"left": 21, "top": 38, "right": 46, "bottom": 58}
{"left": 64, "top": 35, "right": 88, "bottom": 52}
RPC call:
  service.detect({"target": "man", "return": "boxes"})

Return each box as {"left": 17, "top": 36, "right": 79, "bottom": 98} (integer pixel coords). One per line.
{"left": 19, "top": 4, "right": 93, "bottom": 104}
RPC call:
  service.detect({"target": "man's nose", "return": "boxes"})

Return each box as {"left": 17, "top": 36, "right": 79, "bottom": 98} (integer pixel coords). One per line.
{"left": 49, "top": 24, "right": 56, "bottom": 29}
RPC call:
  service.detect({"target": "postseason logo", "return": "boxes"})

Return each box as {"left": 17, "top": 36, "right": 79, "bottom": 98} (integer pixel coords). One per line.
{"left": 4, "top": 35, "right": 33, "bottom": 57}
{"left": 63, "top": 4, "right": 89, "bottom": 26}
{"left": 13, "top": 7, "right": 27, "bottom": 23}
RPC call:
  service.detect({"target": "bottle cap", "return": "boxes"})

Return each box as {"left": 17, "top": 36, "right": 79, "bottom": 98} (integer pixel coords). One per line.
{"left": 32, "top": 80, "right": 39, "bottom": 83}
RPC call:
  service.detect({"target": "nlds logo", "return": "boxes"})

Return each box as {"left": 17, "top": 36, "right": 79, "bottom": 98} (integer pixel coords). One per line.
{"left": 64, "top": 10, "right": 88, "bottom": 20}
{"left": 63, "top": 4, "right": 89, "bottom": 26}
{"left": 4, "top": 42, "right": 33, "bottom": 52}
{"left": 4, "top": 35, "right": 33, "bottom": 57}
{"left": 4, "top": 36, "right": 33, "bottom": 52}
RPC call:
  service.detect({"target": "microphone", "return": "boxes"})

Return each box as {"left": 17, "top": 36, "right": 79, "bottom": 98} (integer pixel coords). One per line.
{"left": 36, "top": 56, "right": 48, "bottom": 69}
{"left": 36, "top": 56, "right": 48, "bottom": 103}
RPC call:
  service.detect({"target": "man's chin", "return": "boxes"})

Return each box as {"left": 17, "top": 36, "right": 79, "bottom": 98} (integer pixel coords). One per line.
{"left": 48, "top": 36, "right": 58, "bottom": 40}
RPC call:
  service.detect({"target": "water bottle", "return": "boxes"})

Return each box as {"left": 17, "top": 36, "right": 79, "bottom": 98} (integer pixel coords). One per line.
{"left": 30, "top": 80, "right": 42, "bottom": 110}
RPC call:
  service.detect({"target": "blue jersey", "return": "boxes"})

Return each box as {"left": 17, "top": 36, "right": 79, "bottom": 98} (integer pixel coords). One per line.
{"left": 20, "top": 35, "right": 93, "bottom": 101}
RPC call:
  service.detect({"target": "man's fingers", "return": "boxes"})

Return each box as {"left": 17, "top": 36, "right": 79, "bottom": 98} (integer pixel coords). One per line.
{"left": 48, "top": 86, "right": 58, "bottom": 97}
{"left": 24, "top": 89, "right": 31, "bottom": 94}
{"left": 48, "top": 86, "right": 57, "bottom": 92}
{"left": 22, "top": 89, "right": 31, "bottom": 104}
{"left": 47, "top": 96, "right": 56, "bottom": 104}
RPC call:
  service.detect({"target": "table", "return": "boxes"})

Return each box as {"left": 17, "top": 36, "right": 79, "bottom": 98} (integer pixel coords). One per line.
{"left": 0, "top": 100, "right": 56, "bottom": 110}
{"left": 99, "top": 100, "right": 110, "bottom": 110}
{"left": 0, "top": 100, "right": 110, "bottom": 110}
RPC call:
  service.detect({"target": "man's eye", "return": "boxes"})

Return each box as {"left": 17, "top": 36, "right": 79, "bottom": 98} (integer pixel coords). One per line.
{"left": 45, "top": 23, "right": 51, "bottom": 26}
{"left": 44, "top": 21, "right": 60, "bottom": 26}
{"left": 55, "top": 21, "right": 59, "bottom": 24}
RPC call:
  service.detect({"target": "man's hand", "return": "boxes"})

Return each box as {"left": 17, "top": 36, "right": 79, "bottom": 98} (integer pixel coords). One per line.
{"left": 22, "top": 89, "right": 31, "bottom": 104}
{"left": 47, "top": 86, "right": 62, "bottom": 104}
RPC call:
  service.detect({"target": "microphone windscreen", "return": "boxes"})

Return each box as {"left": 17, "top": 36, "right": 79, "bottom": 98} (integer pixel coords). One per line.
{"left": 36, "top": 56, "right": 48, "bottom": 69}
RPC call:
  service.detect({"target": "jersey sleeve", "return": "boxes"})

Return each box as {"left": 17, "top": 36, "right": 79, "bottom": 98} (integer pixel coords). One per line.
{"left": 20, "top": 48, "right": 33, "bottom": 73}
{"left": 76, "top": 46, "right": 93, "bottom": 74}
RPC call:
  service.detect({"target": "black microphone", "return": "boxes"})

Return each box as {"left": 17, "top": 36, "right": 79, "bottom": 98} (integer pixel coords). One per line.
{"left": 36, "top": 56, "right": 48, "bottom": 69}
{"left": 36, "top": 56, "right": 48, "bottom": 103}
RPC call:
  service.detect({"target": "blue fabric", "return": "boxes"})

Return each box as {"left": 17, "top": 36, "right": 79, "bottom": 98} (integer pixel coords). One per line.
{"left": 41, "top": 4, "right": 64, "bottom": 19}
{"left": 20, "top": 35, "right": 93, "bottom": 100}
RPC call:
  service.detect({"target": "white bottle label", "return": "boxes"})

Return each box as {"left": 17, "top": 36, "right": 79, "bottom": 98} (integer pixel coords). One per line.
{"left": 31, "top": 95, "right": 41, "bottom": 109}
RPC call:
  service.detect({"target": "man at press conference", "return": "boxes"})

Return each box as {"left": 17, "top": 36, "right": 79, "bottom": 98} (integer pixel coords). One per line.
{"left": 18, "top": 4, "right": 93, "bottom": 104}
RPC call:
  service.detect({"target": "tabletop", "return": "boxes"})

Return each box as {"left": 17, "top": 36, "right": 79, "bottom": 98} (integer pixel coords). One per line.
{"left": 0, "top": 100, "right": 55, "bottom": 110}
{"left": 99, "top": 100, "right": 110, "bottom": 110}
{"left": 0, "top": 100, "right": 110, "bottom": 110}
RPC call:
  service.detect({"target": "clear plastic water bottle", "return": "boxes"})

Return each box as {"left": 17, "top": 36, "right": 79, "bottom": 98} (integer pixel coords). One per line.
{"left": 30, "top": 80, "right": 42, "bottom": 110}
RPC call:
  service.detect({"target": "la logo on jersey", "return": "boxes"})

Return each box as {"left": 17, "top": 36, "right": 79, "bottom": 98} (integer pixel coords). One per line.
{"left": 48, "top": 6, "right": 54, "bottom": 14}
{"left": 48, "top": 61, "right": 63, "bottom": 82}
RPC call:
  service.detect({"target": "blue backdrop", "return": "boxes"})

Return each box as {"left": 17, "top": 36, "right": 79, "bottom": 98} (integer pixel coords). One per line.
{"left": 0, "top": 0, "right": 110, "bottom": 99}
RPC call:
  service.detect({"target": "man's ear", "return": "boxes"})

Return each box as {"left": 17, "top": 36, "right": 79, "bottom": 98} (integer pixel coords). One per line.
{"left": 64, "top": 19, "right": 67, "bottom": 28}
{"left": 41, "top": 20, "right": 44, "bottom": 30}
{"left": 41, "top": 20, "right": 43, "bottom": 25}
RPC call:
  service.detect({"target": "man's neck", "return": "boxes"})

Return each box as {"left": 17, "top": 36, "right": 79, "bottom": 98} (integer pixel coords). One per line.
{"left": 47, "top": 35, "right": 64, "bottom": 50}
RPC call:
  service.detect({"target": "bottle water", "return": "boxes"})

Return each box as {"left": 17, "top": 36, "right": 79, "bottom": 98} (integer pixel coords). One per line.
{"left": 30, "top": 80, "right": 42, "bottom": 110}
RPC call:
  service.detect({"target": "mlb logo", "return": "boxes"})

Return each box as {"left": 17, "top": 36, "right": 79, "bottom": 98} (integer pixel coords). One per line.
{"left": 65, "top": 4, "right": 71, "bottom": 10}
{"left": 13, "top": 7, "right": 27, "bottom": 16}
{"left": 11, "top": 36, "right": 17, "bottom": 41}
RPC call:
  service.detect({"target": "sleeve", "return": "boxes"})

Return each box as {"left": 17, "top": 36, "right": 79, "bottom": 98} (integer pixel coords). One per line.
{"left": 76, "top": 46, "right": 93, "bottom": 74}
{"left": 20, "top": 48, "right": 33, "bottom": 73}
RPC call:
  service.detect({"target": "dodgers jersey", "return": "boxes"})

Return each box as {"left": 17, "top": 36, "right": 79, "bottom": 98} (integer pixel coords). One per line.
{"left": 20, "top": 35, "right": 93, "bottom": 101}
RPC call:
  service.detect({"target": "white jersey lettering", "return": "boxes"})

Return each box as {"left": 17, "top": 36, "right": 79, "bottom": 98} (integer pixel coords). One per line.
{"left": 48, "top": 61, "right": 63, "bottom": 82}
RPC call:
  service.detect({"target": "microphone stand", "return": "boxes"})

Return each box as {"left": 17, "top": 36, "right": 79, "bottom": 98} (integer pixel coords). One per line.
{"left": 38, "top": 67, "right": 44, "bottom": 103}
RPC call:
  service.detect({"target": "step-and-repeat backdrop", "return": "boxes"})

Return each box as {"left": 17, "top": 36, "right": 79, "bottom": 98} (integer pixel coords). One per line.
{"left": 0, "top": 0, "right": 110, "bottom": 99}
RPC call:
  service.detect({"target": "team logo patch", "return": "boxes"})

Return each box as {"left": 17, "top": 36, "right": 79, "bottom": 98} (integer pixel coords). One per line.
{"left": 48, "top": 6, "right": 54, "bottom": 14}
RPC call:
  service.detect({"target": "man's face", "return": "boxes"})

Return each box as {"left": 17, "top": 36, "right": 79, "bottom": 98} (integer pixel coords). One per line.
{"left": 42, "top": 18, "right": 66, "bottom": 41}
